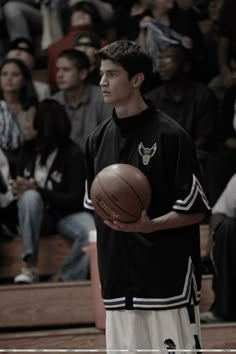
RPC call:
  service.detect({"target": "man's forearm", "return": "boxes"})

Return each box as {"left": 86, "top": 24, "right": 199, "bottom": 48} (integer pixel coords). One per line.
{"left": 150, "top": 211, "right": 205, "bottom": 232}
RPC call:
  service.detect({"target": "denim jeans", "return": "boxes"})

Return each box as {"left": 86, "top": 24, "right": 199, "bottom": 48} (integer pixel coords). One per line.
{"left": 18, "top": 189, "right": 95, "bottom": 280}
{"left": 3, "top": 1, "right": 42, "bottom": 40}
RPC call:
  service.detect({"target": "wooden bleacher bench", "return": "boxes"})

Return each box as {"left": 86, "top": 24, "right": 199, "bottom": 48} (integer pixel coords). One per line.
{"left": 1, "top": 224, "right": 236, "bottom": 350}
{"left": 200, "top": 223, "right": 210, "bottom": 258}
{"left": 0, "top": 234, "right": 72, "bottom": 279}
{"left": 0, "top": 225, "right": 210, "bottom": 279}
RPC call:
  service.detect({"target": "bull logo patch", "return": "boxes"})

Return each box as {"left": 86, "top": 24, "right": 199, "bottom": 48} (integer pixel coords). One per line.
{"left": 138, "top": 142, "right": 157, "bottom": 165}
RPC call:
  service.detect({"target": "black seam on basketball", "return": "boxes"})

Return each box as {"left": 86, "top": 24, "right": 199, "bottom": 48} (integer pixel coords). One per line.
{"left": 97, "top": 175, "right": 140, "bottom": 219}
{"left": 112, "top": 171, "right": 146, "bottom": 209}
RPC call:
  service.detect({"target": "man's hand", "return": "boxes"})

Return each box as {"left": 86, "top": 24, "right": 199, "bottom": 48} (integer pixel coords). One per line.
{"left": 104, "top": 210, "right": 155, "bottom": 233}
{"left": 221, "top": 66, "right": 233, "bottom": 88}
{"left": 181, "top": 36, "right": 192, "bottom": 49}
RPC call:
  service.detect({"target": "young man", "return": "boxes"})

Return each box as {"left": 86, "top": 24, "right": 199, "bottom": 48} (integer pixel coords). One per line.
{"left": 84, "top": 40, "right": 211, "bottom": 351}
{"left": 147, "top": 44, "right": 217, "bottom": 174}
{"left": 52, "top": 48, "right": 112, "bottom": 154}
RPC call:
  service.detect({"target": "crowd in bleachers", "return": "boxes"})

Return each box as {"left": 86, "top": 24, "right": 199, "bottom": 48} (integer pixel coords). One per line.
{"left": 0, "top": 0, "right": 236, "bottom": 323}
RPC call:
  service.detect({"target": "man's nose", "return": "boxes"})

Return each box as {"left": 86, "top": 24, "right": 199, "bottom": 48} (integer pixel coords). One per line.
{"left": 100, "top": 75, "right": 106, "bottom": 86}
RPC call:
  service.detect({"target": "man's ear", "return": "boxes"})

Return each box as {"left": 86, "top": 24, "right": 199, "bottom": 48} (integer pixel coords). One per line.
{"left": 131, "top": 73, "right": 145, "bottom": 88}
{"left": 79, "top": 68, "right": 89, "bottom": 81}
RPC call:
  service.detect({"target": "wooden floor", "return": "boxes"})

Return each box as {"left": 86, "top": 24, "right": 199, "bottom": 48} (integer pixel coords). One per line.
{"left": 0, "top": 226, "right": 236, "bottom": 351}
{"left": 1, "top": 321, "right": 236, "bottom": 351}
{"left": 0, "top": 327, "right": 106, "bottom": 352}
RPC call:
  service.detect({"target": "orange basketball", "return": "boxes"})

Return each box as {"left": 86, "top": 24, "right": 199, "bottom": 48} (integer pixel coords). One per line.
{"left": 90, "top": 164, "right": 151, "bottom": 223}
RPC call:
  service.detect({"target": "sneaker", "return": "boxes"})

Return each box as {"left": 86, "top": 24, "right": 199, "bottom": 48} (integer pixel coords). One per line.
{"left": 200, "top": 311, "right": 223, "bottom": 323}
{"left": 14, "top": 267, "right": 39, "bottom": 284}
{"left": 49, "top": 273, "right": 63, "bottom": 282}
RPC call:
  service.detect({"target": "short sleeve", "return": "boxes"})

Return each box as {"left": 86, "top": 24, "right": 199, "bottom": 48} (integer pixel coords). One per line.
{"left": 170, "top": 130, "right": 211, "bottom": 214}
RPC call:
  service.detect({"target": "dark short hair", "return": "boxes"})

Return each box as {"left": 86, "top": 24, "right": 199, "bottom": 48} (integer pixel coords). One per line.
{"left": 69, "top": 1, "right": 102, "bottom": 31}
{"left": 34, "top": 99, "right": 71, "bottom": 147}
{"left": 57, "top": 48, "right": 90, "bottom": 71}
{"left": 74, "top": 30, "right": 101, "bottom": 49}
{"left": 161, "top": 44, "right": 193, "bottom": 66}
{"left": 98, "top": 40, "right": 153, "bottom": 92}
{"left": 8, "top": 37, "right": 34, "bottom": 56}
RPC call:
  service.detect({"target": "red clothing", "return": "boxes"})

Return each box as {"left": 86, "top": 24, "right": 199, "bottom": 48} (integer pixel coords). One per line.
{"left": 47, "top": 26, "right": 90, "bottom": 89}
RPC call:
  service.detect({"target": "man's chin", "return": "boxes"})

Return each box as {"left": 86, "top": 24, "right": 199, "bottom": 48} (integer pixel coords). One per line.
{"left": 103, "top": 96, "right": 113, "bottom": 104}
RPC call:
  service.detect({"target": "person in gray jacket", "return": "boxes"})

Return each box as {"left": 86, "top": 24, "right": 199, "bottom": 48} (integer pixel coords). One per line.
{"left": 52, "top": 48, "right": 112, "bottom": 154}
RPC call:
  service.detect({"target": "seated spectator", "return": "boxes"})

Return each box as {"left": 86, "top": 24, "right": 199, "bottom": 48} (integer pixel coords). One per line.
{"left": 52, "top": 48, "right": 112, "bottom": 154}
{"left": 0, "top": 58, "right": 38, "bottom": 177}
{"left": 0, "top": 146, "right": 17, "bottom": 239}
{"left": 103, "top": 0, "right": 147, "bottom": 41}
{"left": 0, "top": 7, "right": 8, "bottom": 62}
{"left": 136, "top": 0, "right": 206, "bottom": 81}
{"left": 198, "top": 0, "right": 223, "bottom": 84}
{"left": 209, "top": 48, "right": 236, "bottom": 104}
{"left": 40, "top": 0, "right": 64, "bottom": 51}
{"left": 74, "top": 30, "right": 101, "bottom": 85}
{"left": 146, "top": 43, "right": 217, "bottom": 175}
{"left": 217, "top": 0, "right": 236, "bottom": 89}
{"left": 205, "top": 60, "right": 236, "bottom": 205}
{"left": 2, "top": 1, "right": 42, "bottom": 42}
{"left": 200, "top": 173, "right": 236, "bottom": 323}
{"left": 6, "top": 37, "right": 51, "bottom": 101}
{"left": 175, "top": 0, "right": 203, "bottom": 20}
{"left": 47, "top": 1, "right": 104, "bottom": 90}
{"left": 69, "top": 0, "right": 114, "bottom": 23}
{"left": 13, "top": 99, "right": 95, "bottom": 284}
{"left": 192, "top": 0, "right": 211, "bottom": 17}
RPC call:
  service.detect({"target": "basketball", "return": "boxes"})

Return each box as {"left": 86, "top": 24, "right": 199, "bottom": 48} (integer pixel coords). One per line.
{"left": 90, "top": 164, "right": 151, "bottom": 223}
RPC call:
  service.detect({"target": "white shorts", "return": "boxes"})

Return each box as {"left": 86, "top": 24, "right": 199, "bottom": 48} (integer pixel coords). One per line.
{"left": 106, "top": 305, "right": 201, "bottom": 353}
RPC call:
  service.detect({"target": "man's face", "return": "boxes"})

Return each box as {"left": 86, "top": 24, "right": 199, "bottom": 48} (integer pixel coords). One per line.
{"left": 159, "top": 47, "right": 184, "bottom": 82}
{"left": 100, "top": 59, "right": 136, "bottom": 107}
{"left": 208, "top": 0, "right": 223, "bottom": 21}
{"left": 56, "top": 57, "right": 84, "bottom": 91}
{"left": 71, "top": 10, "right": 92, "bottom": 27}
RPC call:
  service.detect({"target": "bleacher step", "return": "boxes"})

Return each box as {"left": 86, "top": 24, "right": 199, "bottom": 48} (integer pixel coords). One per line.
{"left": 0, "top": 274, "right": 214, "bottom": 330}
{"left": 0, "top": 235, "right": 72, "bottom": 278}
{"left": 0, "top": 281, "right": 94, "bottom": 329}
{"left": 201, "top": 322, "right": 236, "bottom": 349}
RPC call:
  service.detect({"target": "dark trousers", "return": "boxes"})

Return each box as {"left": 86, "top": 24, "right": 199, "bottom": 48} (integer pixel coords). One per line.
{"left": 212, "top": 217, "right": 236, "bottom": 320}
{"left": 205, "top": 148, "right": 236, "bottom": 205}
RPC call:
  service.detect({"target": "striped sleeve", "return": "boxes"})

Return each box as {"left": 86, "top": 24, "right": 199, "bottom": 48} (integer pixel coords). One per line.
{"left": 84, "top": 180, "right": 94, "bottom": 211}
{"left": 173, "top": 174, "right": 210, "bottom": 212}
{"left": 170, "top": 129, "right": 211, "bottom": 214}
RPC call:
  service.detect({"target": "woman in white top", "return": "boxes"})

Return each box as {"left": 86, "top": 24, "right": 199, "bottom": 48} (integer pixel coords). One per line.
{"left": 0, "top": 58, "right": 38, "bottom": 176}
